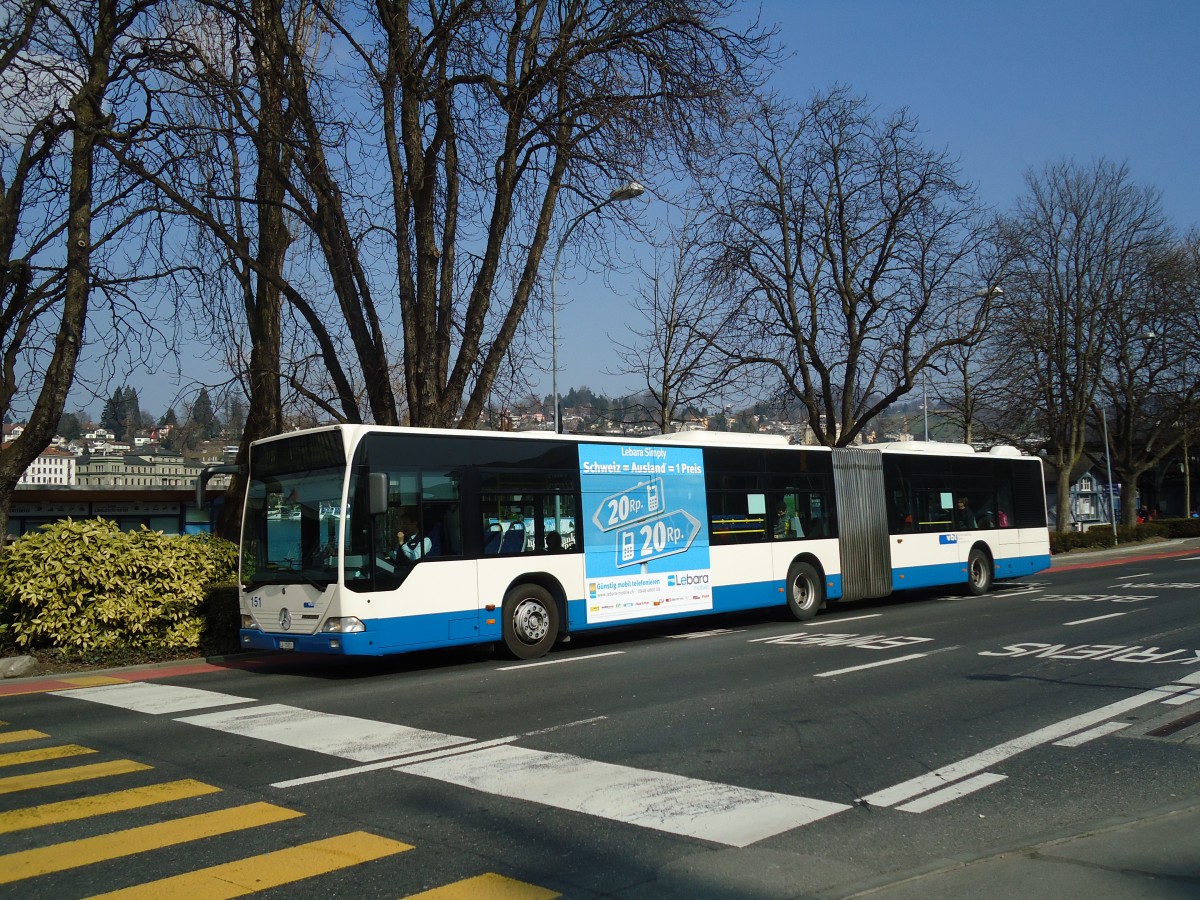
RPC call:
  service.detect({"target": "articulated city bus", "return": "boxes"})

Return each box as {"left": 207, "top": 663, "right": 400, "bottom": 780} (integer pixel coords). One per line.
{"left": 237, "top": 426, "right": 1050, "bottom": 659}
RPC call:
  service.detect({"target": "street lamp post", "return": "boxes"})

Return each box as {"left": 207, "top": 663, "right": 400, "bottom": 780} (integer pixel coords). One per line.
{"left": 1100, "top": 408, "right": 1118, "bottom": 545}
{"left": 550, "top": 181, "right": 645, "bottom": 434}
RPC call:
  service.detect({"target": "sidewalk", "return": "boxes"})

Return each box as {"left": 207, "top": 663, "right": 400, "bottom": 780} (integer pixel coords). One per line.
{"left": 839, "top": 536, "right": 1200, "bottom": 899}
{"left": 839, "top": 799, "right": 1200, "bottom": 899}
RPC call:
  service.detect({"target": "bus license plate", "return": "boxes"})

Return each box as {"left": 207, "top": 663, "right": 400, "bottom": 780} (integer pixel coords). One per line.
{"left": 279, "top": 640, "right": 295, "bottom": 650}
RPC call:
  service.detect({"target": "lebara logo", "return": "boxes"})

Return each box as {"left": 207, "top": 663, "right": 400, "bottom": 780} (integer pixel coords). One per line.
{"left": 669, "top": 572, "right": 710, "bottom": 587}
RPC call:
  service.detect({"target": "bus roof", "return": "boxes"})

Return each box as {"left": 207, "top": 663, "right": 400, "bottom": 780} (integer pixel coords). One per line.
{"left": 255, "top": 425, "right": 1025, "bottom": 458}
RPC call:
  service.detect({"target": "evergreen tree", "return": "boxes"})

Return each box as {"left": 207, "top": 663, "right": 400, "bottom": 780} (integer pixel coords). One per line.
{"left": 58, "top": 412, "right": 82, "bottom": 441}
{"left": 121, "top": 387, "right": 142, "bottom": 442}
{"left": 190, "top": 388, "right": 222, "bottom": 439}
{"left": 100, "top": 388, "right": 124, "bottom": 437}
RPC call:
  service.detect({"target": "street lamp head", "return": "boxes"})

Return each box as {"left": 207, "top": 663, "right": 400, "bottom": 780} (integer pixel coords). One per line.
{"left": 609, "top": 181, "right": 645, "bottom": 203}
{"left": 973, "top": 285, "right": 1003, "bottom": 298}
{"left": 1141, "top": 330, "right": 1156, "bottom": 345}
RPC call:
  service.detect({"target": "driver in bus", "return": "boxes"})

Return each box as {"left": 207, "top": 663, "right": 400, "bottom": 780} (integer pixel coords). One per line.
{"left": 395, "top": 508, "right": 431, "bottom": 563}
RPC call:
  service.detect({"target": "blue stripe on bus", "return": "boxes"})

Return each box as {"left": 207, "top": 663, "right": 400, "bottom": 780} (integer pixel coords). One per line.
{"left": 237, "top": 553, "right": 1048, "bottom": 657}
{"left": 891, "top": 552, "right": 1051, "bottom": 592}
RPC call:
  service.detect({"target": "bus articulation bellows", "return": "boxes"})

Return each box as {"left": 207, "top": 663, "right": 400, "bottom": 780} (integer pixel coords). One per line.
{"left": 237, "top": 426, "right": 1050, "bottom": 660}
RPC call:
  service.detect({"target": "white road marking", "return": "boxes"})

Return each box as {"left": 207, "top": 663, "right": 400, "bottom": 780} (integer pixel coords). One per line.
{"left": 997, "top": 584, "right": 1046, "bottom": 597}
{"left": 1053, "top": 721, "right": 1131, "bottom": 746}
{"left": 1162, "top": 687, "right": 1200, "bottom": 706}
{"left": 748, "top": 615, "right": 884, "bottom": 642}
{"left": 271, "top": 735, "right": 521, "bottom": 788}
{"left": 1178, "top": 556, "right": 1200, "bottom": 562}
{"left": 496, "top": 651, "right": 625, "bottom": 670}
{"left": 1064, "top": 612, "right": 1130, "bottom": 625}
{"left": 50, "top": 682, "right": 852, "bottom": 844}
{"left": 862, "top": 680, "right": 1197, "bottom": 808}
{"left": 526, "top": 716, "right": 608, "bottom": 735}
{"left": 53, "top": 682, "right": 255, "bottom": 714}
{"left": 666, "top": 628, "right": 746, "bottom": 639}
{"left": 397, "top": 743, "right": 850, "bottom": 847}
{"left": 814, "top": 653, "right": 929, "bottom": 678}
{"left": 893, "top": 773, "right": 1008, "bottom": 813}
{"left": 176, "top": 704, "right": 472, "bottom": 761}
{"left": 808, "top": 613, "right": 884, "bottom": 627}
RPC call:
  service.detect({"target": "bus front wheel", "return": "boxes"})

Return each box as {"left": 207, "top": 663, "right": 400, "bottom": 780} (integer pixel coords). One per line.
{"left": 502, "top": 584, "right": 559, "bottom": 660}
{"left": 967, "top": 547, "right": 993, "bottom": 596}
{"left": 786, "top": 561, "right": 822, "bottom": 621}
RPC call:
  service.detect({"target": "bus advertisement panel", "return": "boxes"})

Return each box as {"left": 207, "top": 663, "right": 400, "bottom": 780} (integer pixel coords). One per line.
{"left": 580, "top": 443, "right": 711, "bottom": 623}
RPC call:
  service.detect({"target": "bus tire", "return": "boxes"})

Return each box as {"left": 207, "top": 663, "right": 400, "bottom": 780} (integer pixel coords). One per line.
{"left": 502, "top": 583, "right": 559, "bottom": 660}
{"left": 786, "top": 561, "right": 822, "bottom": 621}
{"left": 967, "top": 547, "right": 993, "bottom": 596}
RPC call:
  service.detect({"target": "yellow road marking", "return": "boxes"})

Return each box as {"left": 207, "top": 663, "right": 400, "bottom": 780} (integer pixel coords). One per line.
{"left": 0, "top": 729, "right": 49, "bottom": 744}
{"left": 0, "top": 801, "right": 303, "bottom": 884}
{"left": 0, "top": 778, "right": 221, "bottom": 834}
{"left": 0, "top": 744, "right": 95, "bottom": 768}
{"left": 0, "top": 759, "right": 151, "bottom": 795}
{"left": 405, "top": 873, "right": 561, "bottom": 899}
{"left": 59, "top": 675, "right": 129, "bottom": 687}
{"left": 87, "top": 831, "right": 414, "bottom": 899}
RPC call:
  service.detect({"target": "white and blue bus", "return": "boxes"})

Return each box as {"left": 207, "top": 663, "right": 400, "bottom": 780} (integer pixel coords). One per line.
{"left": 237, "top": 426, "right": 1050, "bottom": 659}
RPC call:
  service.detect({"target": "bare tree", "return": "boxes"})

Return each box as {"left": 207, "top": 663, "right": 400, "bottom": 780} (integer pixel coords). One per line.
{"left": 260, "top": 0, "right": 773, "bottom": 428}
{"left": 0, "top": 0, "right": 156, "bottom": 538}
{"left": 703, "top": 89, "right": 990, "bottom": 447}
{"left": 609, "top": 217, "right": 739, "bottom": 433}
{"left": 1099, "top": 236, "right": 1200, "bottom": 522}
{"left": 994, "top": 159, "right": 1173, "bottom": 531}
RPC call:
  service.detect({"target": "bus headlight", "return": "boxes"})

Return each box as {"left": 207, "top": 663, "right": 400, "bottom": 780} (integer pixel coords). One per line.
{"left": 321, "top": 617, "right": 365, "bottom": 634}
{"left": 241, "top": 615, "right": 260, "bottom": 630}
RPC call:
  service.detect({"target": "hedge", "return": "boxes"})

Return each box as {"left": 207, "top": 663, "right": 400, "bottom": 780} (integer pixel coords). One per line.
{"left": 0, "top": 518, "right": 240, "bottom": 652}
{"left": 1048, "top": 517, "right": 1200, "bottom": 555}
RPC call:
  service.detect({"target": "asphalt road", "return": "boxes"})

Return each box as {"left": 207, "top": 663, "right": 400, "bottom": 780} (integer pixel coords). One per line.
{"left": 3, "top": 545, "right": 1199, "bottom": 898}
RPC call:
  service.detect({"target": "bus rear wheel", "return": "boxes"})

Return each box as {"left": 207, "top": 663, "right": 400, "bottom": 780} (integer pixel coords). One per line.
{"left": 967, "top": 547, "right": 993, "bottom": 596}
{"left": 502, "top": 584, "right": 559, "bottom": 660}
{"left": 786, "top": 561, "right": 822, "bottom": 621}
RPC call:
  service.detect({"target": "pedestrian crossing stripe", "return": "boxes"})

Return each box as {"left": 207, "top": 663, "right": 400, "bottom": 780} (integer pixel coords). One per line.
{"left": 0, "top": 728, "right": 49, "bottom": 744}
{"left": 0, "top": 801, "right": 303, "bottom": 884}
{"left": 0, "top": 743, "right": 95, "bottom": 767}
{"left": 403, "top": 873, "right": 560, "bottom": 899}
{"left": 0, "top": 778, "right": 222, "bottom": 834}
{"left": 0, "top": 759, "right": 152, "bottom": 795}
{"left": 85, "top": 831, "right": 414, "bottom": 899}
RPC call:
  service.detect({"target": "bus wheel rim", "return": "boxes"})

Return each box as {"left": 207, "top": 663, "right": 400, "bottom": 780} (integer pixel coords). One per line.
{"left": 513, "top": 598, "right": 549, "bottom": 643}
{"left": 793, "top": 577, "right": 814, "bottom": 610}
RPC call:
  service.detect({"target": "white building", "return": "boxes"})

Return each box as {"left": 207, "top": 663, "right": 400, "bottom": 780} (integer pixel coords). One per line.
{"left": 17, "top": 447, "right": 78, "bottom": 486}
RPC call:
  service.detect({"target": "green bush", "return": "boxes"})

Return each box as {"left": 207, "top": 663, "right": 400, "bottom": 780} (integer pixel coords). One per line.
{"left": 0, "top": 519, "right": 238, "bottom": 652}
{"left": 1047, "top": 519, "right": 1198, "bottom": 554}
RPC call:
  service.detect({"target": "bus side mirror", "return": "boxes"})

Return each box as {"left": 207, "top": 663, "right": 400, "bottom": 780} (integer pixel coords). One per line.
{"left": 368, "top": 472, "right": 389, "bottom": 516}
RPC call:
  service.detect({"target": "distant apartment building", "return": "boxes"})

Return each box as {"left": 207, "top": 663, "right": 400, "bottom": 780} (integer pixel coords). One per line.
{"left": 15, "top": 447, "right": 77, "bottom": 486}
{"left": 76, "top": 451, "right": 199, "bottom": 488}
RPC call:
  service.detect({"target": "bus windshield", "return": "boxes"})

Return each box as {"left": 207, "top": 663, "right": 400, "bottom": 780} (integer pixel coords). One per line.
{"left": 242, "top": 431, "right": 346, "bottom": 590}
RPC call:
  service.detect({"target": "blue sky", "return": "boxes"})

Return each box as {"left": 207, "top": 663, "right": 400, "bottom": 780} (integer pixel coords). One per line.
{"left": 556, "top": 0, "right": 1200, "bottom": 406}
{"left": 758, "top": 0, "right": 1198, "bottom": 225}
{"left": 87, "top": 0, "right": 1199, "bottom": 422}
